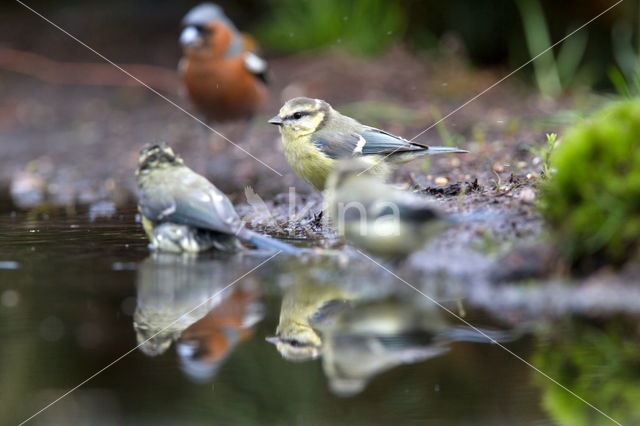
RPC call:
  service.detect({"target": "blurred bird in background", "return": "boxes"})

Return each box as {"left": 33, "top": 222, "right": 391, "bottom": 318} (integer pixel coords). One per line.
{"left": 179, "top": 2, "right": 268, "bottom": 124}
{"left": 136, "top": 143, "right": 299, "bottom": 254}
{"left": 324, "top": 158, "right": 452, "bottom": 259}
{"left": 269, "top": 97, "right": 467, "bottom": 191}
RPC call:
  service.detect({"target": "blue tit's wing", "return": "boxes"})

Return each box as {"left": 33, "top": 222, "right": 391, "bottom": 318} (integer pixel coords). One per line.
{"left": 312, "top": 128, "right": 426, "bottom": 160}
{"left": 244, "top": 52, "right": 268, "bottom": 84}
{"left": 311, "top": 131, "right": 366, "bottom": 159}
{"left": 359, "top": 128, "right": 427, "bottom": 156}
{"left": 309, "top": 299, "right": 351, "bottom": 324}
{"left": 140, "top": 181, "right": 240, "bottom": 234}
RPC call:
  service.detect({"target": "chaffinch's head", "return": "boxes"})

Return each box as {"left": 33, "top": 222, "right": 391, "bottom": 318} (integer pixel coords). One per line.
{"left": 180, "top": 20, "right": 234, "bottom": 58}
{"left": 137, "top": 143, "right": 184, "bottom": 174}
{"left": 269, "top": 97, "right": 332, "bottom": 138}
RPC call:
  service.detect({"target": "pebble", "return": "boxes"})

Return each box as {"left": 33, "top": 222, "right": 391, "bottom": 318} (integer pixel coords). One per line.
{"left": 518, "top": 187, "right": 536, "bottom": 203}
{"left": 435, "top": 176, "right": 448, "bottom": 186}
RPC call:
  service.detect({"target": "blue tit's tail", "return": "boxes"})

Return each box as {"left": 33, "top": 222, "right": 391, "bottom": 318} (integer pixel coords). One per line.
{"left": 438, "top": 326, "right": 518, "bottom": 344}
{"left": 237, "top": 228, "right": 301, "bottom": 254}
{"left": 424, "top": 146, "right": 469, "bottom": 155}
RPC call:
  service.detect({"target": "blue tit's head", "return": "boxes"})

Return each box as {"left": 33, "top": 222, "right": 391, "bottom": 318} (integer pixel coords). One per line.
{"left": 269, "top": 97, "right": 331, "bottom": 138}
{"left": 137, "top": 143, "right": 184, "bottom": 174}
{"left": 266, "top": 324, "right": 322, "bottom": 362}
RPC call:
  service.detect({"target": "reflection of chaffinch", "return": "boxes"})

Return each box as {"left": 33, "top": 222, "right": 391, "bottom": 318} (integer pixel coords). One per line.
{"left": 179, "top": 2, "right": 268, "bottom": 122}
{"left": 269, "top": 97, "right": 467, "bottom": 191}
{"left": 324, "top": 159, "right": 451, "bottom": 259}
{"left": 178, "top": 287, "right": 263, "bottom": 382}
{"left": 135, "top": 143, "right": 299, "bottom": 253}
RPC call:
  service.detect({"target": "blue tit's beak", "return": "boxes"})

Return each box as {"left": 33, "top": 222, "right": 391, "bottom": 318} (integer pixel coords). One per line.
{"left": 180, "top": 26, "right": 201, "bottom": 47}
{"left": 268, "top": 115, "right": 283, "bottom": 126}
{"left": 265, "top": 336, "right": 280, "bottom": 345}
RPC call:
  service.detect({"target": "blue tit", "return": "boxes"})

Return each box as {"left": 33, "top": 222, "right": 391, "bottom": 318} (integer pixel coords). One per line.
{"left": 136, "top": 143, "right": 299, "bottom": 254}
{"left": 324, "top": 158, "right": 451, "bottom": 259}
{"left": 134, "top": 254, "right": 228, "bottom": 357}
{"left": 266, "top": 281, "right": 353, "bottom": 362}
{"left": 319, "top": 299, "right": 449, "bottom": 396}
{"left": 269, "top": 97, "right": 468, "bottom": 191}
{"left": 318, "top": 299, "right": 513, "bottom": 397}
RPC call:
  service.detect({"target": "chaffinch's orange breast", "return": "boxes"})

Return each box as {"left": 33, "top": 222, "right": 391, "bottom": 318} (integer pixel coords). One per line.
{"left": 182, "top": 53, "right": 267, "bottom": 122}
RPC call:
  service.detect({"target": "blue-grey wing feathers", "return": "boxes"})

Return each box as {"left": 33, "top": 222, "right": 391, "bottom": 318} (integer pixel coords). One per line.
{"left": 140, "top": 187, "right": 239, "bottom": 234}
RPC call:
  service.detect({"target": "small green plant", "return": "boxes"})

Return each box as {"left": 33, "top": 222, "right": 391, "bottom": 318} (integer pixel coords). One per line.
{"left": 609, "top": 19, "right": 640, "bottom": 97}
{"left": 257, "top": 0, "right": 406, "bottom": 56}
{"left": 516, "top": 0, "right": 590, "bottom": 96}
{"left": 430, "top": 106, "right": 465, "bottom": 148}
{"left": 539, "top": 100, "right": 640, "bottom": 268}
{"left": 527, "top": 132, "right": 558, "bottom": 177}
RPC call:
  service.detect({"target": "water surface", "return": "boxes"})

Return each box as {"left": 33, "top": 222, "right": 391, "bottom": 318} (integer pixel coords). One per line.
{"left": 0, "top": 211, "right": 634, "bottom": 425}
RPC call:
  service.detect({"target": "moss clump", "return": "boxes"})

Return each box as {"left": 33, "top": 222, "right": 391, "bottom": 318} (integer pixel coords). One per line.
{"left": 540, "top": 100, "right": 640, "bottom": 268}
{"left": 533, "top": 318, "right": 640, "bottom": 426}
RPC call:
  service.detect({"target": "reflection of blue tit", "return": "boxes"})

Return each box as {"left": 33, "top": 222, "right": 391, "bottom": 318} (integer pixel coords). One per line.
{"left": 136, "top": 143, "right": 299, "bottom": 254}
{"left": 324, "top": 159, "right": 451, "bottom": 259}
{"left": 319, "top": 299, "right": 512, "bottom": 397}
{"left": 133, "top": 255, "right": 225, "bottom": 356}
{"left": 269, "top": 97, "right": 467, "bottom": 191}
{"left": 266, "top": 282, "right": 352, "bottom": 362}
{"left": 320, "top": 300, "right": 448, "bottom": 397}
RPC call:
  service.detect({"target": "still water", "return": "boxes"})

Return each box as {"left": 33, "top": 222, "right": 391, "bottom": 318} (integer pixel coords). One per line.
{"left": 0, "top": 211, "right": 635, "bottom": 425}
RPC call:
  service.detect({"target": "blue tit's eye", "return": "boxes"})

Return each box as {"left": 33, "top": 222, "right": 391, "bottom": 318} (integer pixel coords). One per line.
{"left": 293, "top": 112, "right": 303, "bottom": 120}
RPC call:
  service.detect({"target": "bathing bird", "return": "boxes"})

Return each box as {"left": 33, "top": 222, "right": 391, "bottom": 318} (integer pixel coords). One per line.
{"left": 136, "top": 143, "right": 298, "bottom": 254}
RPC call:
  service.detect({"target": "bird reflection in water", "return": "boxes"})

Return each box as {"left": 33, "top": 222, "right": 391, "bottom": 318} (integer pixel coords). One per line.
{"left": 267, "top": 262, "right": 513, "bottom": 397}
{"left": 133, "top": 253, "right": 263, "bottom": 382}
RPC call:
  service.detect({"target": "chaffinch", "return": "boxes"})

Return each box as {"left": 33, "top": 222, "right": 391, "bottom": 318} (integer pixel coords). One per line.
{"left": 179, "top": 2, "right": 268, "bottom": 122}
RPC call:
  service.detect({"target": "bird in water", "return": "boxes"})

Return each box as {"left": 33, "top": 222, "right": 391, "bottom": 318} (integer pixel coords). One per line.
{"left": 135, "top": 143, "right": 299, "bottom": 254}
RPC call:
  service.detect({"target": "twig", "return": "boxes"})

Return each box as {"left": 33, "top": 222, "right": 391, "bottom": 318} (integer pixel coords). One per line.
{"left": 0, "top": 46, "right": 179, "bottom": 94}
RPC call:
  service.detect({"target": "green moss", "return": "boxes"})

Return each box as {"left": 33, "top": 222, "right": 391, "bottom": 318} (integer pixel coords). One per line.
{"left": 540, "top": 100, "right": 640, "bottom": 268}
{"left": 533, "top": 318, "right": 640, "bottom": 426}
